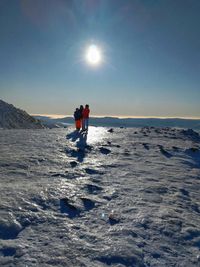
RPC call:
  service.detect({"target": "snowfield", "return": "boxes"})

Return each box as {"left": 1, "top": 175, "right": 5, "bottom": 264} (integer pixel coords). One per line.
{"left": 0, "top": 126, "right": 200, "bottom": 267}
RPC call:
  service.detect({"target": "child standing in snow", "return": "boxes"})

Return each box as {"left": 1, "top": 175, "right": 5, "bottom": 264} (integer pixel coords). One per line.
{"left": 74, "top": 108, "right": 81, "bottom": 130}
{"left": 82, "top": 104, "right": 90, "bottom": 131}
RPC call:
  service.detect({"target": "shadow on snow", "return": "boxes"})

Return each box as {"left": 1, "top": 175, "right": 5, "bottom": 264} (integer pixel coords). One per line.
{"left": 66, "top": 130, "right": 90, "bottom": 163}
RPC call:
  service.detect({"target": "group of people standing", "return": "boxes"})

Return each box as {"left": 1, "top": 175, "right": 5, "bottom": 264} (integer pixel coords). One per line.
{"left": 74, "top": 104, "right": 90, "bottom": 131}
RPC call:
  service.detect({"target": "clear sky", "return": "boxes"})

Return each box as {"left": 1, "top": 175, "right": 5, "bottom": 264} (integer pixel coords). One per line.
{"left": 0, "top": 0, "right": 200, "bottom": 117}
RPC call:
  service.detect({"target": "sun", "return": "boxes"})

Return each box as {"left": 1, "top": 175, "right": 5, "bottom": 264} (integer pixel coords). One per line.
{"left": 86, "top": 44, "right": 102, "bottom": 66}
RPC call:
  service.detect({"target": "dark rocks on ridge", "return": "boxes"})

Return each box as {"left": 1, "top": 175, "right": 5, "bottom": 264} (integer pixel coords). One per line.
{"left": 0, "top": 100, "right": 44, "bottom": 129}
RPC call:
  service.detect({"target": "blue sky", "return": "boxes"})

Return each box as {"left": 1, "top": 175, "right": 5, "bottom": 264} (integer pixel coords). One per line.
{"left": 0, "top": 0, "right": 200, "bottom": 117}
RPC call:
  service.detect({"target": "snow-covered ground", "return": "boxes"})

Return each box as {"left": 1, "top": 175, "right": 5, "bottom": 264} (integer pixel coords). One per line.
{"left": 0, "top": 126, "right": 200, "bottom": 267}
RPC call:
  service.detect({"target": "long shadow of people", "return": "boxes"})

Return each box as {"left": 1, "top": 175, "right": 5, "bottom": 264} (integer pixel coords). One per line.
{"left": 75, "top": 131, "right": 88, "bottom": 162}
{"left": 66, "top": 130, "right": 81, "bottom": 142}
{"left": 77, "top": 131, "right": 88, "bottom": 149}
{"left": 66, "top": 130, "right": 88, "bottom": 163}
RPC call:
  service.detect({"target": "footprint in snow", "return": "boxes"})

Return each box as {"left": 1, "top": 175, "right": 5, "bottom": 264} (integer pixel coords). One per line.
{"left": 70, "top": 161, "right": 78, "bottom": 168}
{"left": 182, "top": 227, "right": 200, "bottom": 242}
{"left": 0, "top": 217, "right": 22, "bottom": 240}
{"left": 85, "top": 183, "right": 103, "bottom": 194}
{"left": 51, "top": 173, "right": 68, "bottom": 178}
{"left": 123, "top": 149, "right": 131, "bottom": 156}
{"left": 142, "top": 143, "right": 149, "bottom": 150}
{"left": 179, "top": 188, "right": 190, "bottom": 197}
{"left": 99, "top": 147, "right": 111, "bottom": 155}
{"left": 158, "top": 145, "right": 172, "bottom": 158}
{"left": 85, "top": 168, "right": 103, "bottom": 175}
{"left": 60, "top": 198, "right": 81, "bottom": 218}
{"left": 191, "top": 203, "right": 200, "bottom": 214}
{"left": 80, "top": 197, "right": 95, "bottom": 211}
{"left": 60, "top": 196, "right": 96, "bottom": 217}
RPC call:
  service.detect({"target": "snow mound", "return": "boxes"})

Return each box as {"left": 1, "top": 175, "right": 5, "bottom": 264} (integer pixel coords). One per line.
{"left": 0, "top": 213, "right": 22, "bottom": 240}
{"left": 0, "top": 100, "right": 44, "bottom": 129}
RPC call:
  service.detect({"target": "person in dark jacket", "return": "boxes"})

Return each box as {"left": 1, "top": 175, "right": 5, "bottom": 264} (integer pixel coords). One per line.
{"left": 74, "top": 108, "right": 81, "bottom": 130}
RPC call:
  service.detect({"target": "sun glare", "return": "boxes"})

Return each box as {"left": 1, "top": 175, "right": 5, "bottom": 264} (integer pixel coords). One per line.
{"left": 86, "top": 44, "right": 101, "bottom": 66}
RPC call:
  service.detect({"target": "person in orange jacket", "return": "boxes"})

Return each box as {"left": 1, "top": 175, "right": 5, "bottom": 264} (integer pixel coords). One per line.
{"left": 82, "top": 104, "right": 90, "bottom": 131}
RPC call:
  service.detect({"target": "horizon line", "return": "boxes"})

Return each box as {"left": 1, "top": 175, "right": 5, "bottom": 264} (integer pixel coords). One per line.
{"left": 32, "top": 114, "right": 200, "bottom": 120}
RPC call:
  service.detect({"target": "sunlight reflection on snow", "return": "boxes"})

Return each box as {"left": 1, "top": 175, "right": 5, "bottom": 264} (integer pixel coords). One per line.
{"left": 86, "top": 126, "right": 107, "bottom": 145}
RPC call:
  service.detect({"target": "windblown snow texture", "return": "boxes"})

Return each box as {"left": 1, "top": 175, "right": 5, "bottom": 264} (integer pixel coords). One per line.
{"left": 0, "top": 100, "right": 44, "bottom": 129}
{"left": 0, "top": 126, "right": 200, "bottom": 266}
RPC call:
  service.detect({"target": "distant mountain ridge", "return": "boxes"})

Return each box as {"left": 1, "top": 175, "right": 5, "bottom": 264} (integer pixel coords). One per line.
{"left": 34, "top": 115, "right": 200, "bottom": 130}
{"left": 0, "top": 100, "right": 44, "bottom": 129}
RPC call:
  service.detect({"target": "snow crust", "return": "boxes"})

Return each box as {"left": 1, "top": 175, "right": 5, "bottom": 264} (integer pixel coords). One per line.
{"left": 0, "top": 126, "right": 200, "bottom": 266}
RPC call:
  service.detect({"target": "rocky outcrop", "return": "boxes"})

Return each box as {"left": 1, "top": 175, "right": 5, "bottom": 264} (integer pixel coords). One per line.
{"left": 0, "top": 100, "right": 44, "bottom": 129}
